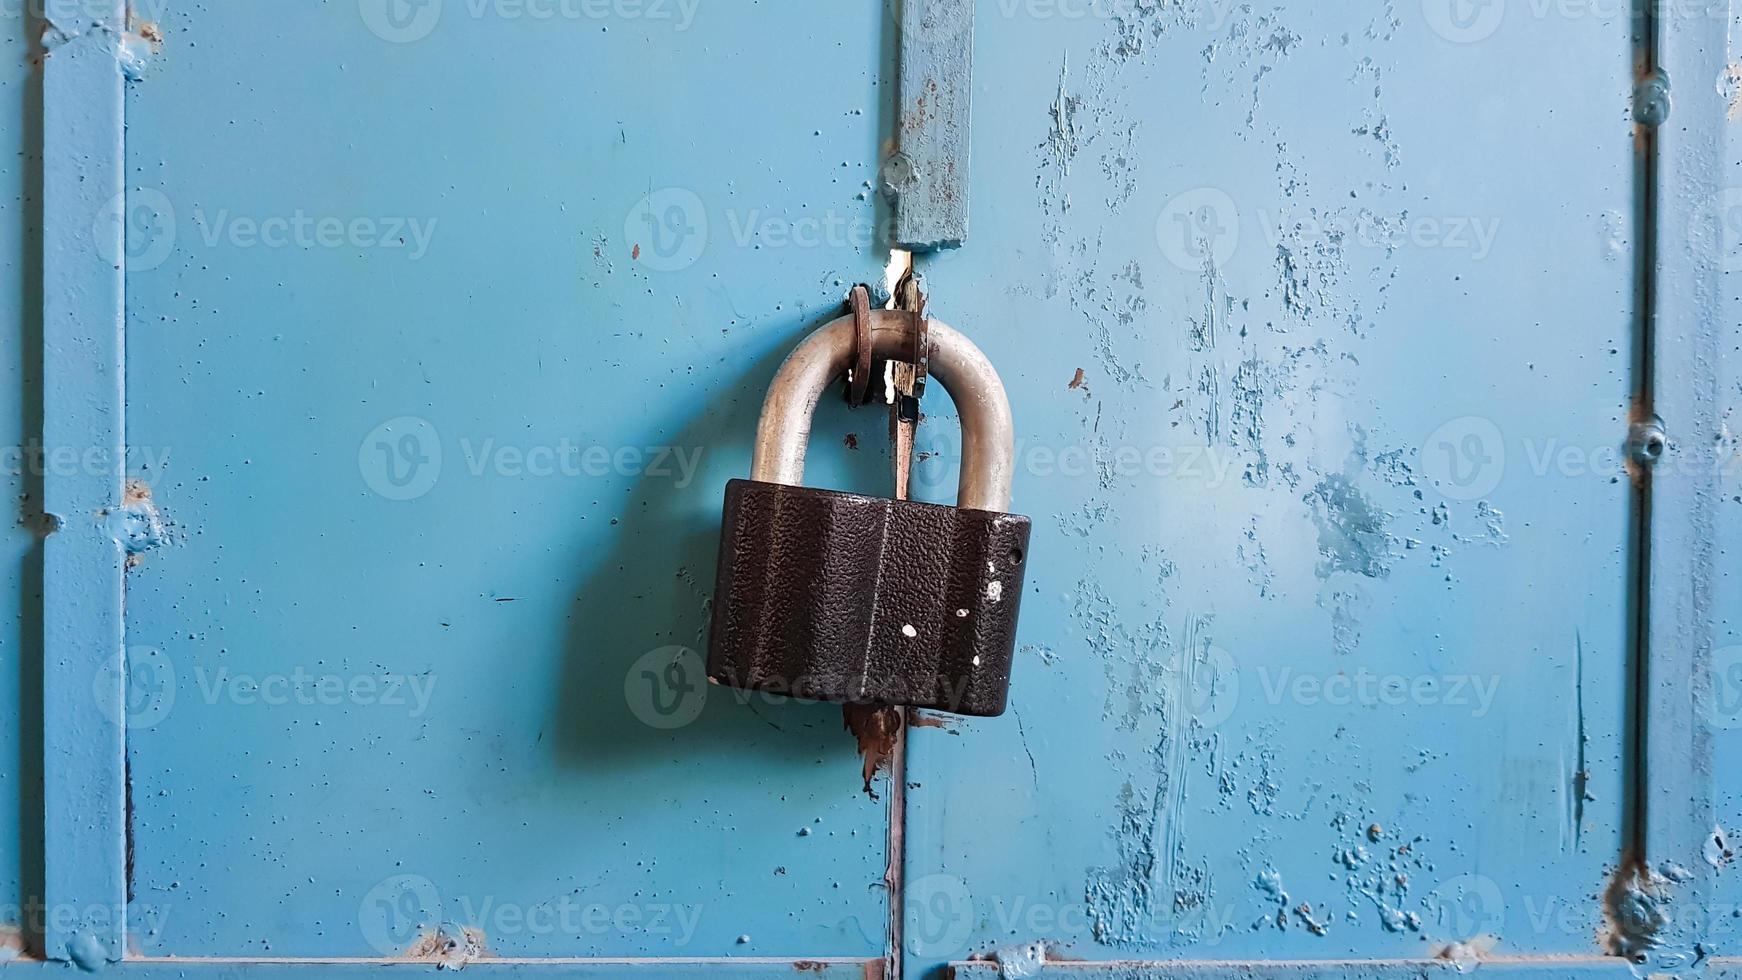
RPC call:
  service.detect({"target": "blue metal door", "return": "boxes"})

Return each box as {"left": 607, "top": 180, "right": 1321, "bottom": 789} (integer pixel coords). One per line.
{"left": 2, "top": 0, "right": 1739, "bottom": 978}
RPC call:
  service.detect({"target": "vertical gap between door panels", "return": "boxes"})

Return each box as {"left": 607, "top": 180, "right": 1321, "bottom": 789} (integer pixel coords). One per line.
{"left": 1628, "top": 0, "right": 1658, "bottom": 870}
{"left": 1606, "top": 0, "right": 1663, "bottom": 952}
{"left": 883, "top": 245, "right": 916, "bottom": 980}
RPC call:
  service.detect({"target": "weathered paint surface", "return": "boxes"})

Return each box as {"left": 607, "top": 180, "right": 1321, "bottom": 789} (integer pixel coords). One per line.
{"left": 902, "top": 2, "right": 1639, "bottom": 975}
{"left": 4, "top": 0, "right": 1742, "bottom": 978}
{"left": 115, "top": 0, "right": 895, "bottom": 963}
{"left": 1701, "top": 0, "right": 1742, "bottom": 959}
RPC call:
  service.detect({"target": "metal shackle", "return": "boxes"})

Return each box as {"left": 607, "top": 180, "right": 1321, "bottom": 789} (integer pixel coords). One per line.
{"left": 749, "top": 309, "right": 1016, "bottom": 513}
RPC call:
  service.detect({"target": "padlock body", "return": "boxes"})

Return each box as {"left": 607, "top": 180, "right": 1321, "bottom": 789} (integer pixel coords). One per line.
{"left": 707, "top": 479, "right": 1030, "bottom": 717}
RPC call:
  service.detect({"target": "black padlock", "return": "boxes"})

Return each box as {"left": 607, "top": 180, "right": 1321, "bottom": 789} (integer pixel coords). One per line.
{"left": 706, "top": 309, "right": 1030, "bottom": 718}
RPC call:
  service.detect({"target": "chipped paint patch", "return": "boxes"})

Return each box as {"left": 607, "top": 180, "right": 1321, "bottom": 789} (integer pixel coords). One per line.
{"left": 66, "top": 931, "right": 107, "bottom": 971}
{"left": 1086, "top": 616, "right": 1228, "bottom": 949}
{"left": 403, "top": 925, "right": 488, "bottom": 970}
{"left": 1304, "top": 473, "right": 1394, "bottom": 579}
{"left": 0, "top": 926, "right": 22, "bottom": 962}
{"left": 1724, "top": 61, "right": 1742, "bottom": 120}
{"left": 1435, "top": 935, "right": 1497, "bottom": 973}
{"left": 1602, "top": 860, "right": 1673, "bottom": 960}
{"left": 986, "top": 941, "right": 1047, "bottom": 978}
{"left": 1707, "top": 824, "right": 1734, "bottom": 869}
{"left": 41, "top": 6, "right": 161, "bottom": 79}
{"left": 118, "top": 9, "right": 163, "bottom": 81}
{"left": 105, "top": 478, "right": 170, "bottom": 563}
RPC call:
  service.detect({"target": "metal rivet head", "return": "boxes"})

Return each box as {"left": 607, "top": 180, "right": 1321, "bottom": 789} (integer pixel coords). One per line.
{"left": 1629, "top": 419, "right": 1668, "bottom": 467}
{"left": 1635, "top": 70, "right": 1672, "bottom": 127}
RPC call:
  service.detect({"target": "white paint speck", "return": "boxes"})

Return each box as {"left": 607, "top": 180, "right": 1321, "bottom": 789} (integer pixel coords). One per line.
{"left": 955, "top": 608, "right": 969, "bottom": 618}
{"left": 972, "top": 655, "right": 982, "bottom": 667}
{"left": 901, "top": 623, "right": 918, "bottom": 638}
{"left": 986, "top": 580, "right": 1003, "bottom": 602}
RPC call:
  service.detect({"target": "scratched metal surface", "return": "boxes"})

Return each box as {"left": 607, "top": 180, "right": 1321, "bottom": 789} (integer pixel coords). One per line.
{"left": 901, "top": 3, "right": 1636, "bottom": 974}
{"left": 0, "top": 4, "right": 35, "bottom": 949}
{"left": 117, "top": 0, "right": 897, "bottom": 960}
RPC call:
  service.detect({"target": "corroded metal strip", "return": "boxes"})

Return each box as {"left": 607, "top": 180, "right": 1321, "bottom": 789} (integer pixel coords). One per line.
{"left": 885, "top": 0, "right": 973, "bottom": 250}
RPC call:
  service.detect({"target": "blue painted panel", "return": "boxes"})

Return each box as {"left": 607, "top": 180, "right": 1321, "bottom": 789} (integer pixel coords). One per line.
{"left": 1646, "top": 0, "right": 1740, "bottom": 964}
{"left": 950, "top": 958, "right": 1638, "bottom": 979}
{"left": 902, "top": 2, "right": 1636, "bottom": 973}
{"left": 118, "top": 0, "right": 898, "bottom": 961}
{"left": 1697, "top": 0, "right": 1742, "bottom": 953}
{"left": 0, "top": 1, "right": 38, "bottom": 954}
{"left": 0, "top": 958, "right": 879, "bottom": 977}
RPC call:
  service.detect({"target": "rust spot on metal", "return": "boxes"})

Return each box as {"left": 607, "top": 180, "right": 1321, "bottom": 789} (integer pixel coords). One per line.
{"left": 844, "top": 432, "right": 860, "bottom": 450}
{"left": 129, "top": 14, "right": 162, "bottom": 44}
{"left": 842, "top": 702, "right": 901, "bottom": 798}
{"left": 1067, "top": 367, "right": 1086, "bottom": 390}
{"left": 401, "top": 927, "right": 488, "bottom": 969}
{"left": 908, "top": 710, "right": 952, "bottom": 730}
{"left": 793, "top": 961, "right": 828, "bottom": 974}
